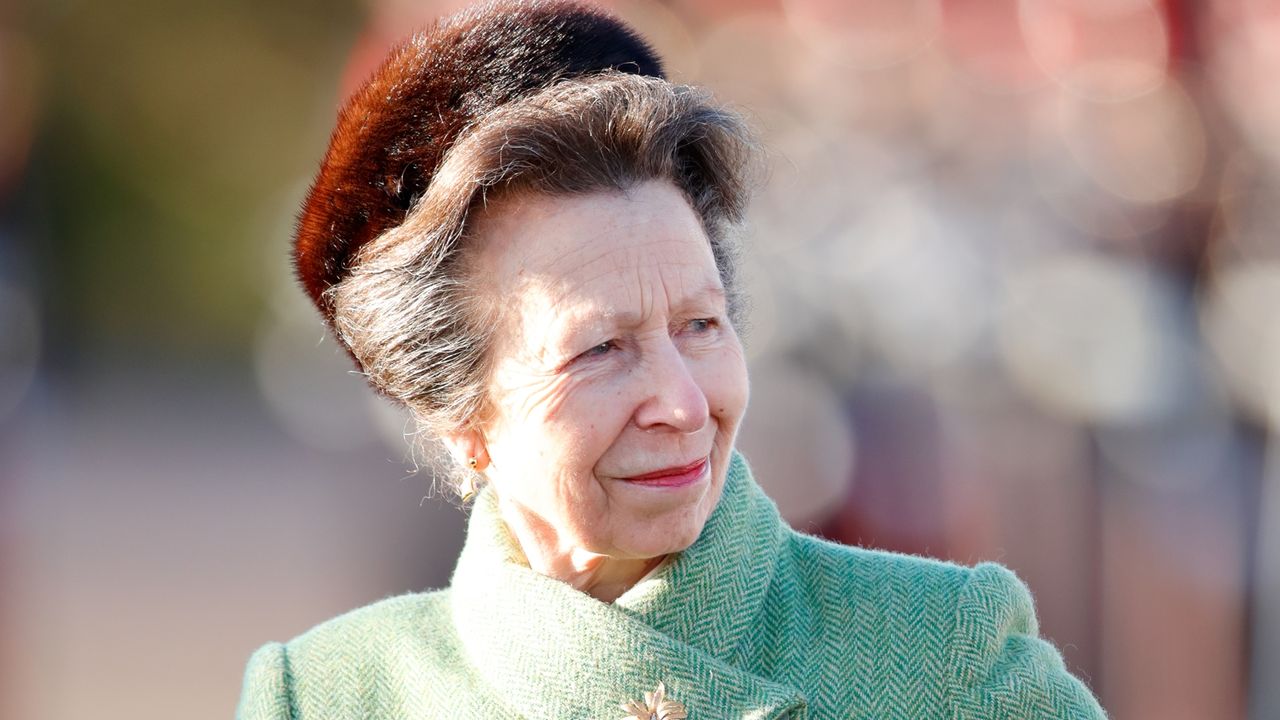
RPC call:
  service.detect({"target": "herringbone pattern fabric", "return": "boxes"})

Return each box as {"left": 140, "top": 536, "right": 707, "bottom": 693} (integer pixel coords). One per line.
{"left": 237, "top": 452, "right": 1107, "bottom": 719}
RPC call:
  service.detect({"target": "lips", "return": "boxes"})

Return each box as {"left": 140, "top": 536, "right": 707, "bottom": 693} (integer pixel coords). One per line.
{"left": 620, "top": 457, "right": 709, "bottom": 487}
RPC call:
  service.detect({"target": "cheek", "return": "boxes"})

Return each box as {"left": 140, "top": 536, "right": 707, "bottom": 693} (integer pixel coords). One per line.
{"left": 549, "top": 378, "right": 636, "bottom": 458}
{"left": 509, "top": 374, "right": 633, "bottom": 475}
{"left": 485, "top": 374, "right": 581, "bottom": 488}
{"left": 497, "top": 368, "right": 575, "bottom": 428}
{"left": 703, "top": 344, "right": 750, "bottom": 430}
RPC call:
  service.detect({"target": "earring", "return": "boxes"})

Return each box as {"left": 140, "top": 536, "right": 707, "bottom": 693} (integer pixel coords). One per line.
{"left": 459, "top": 475, "right": 478, "bottom": 504}
{"left": 467, "top": 457, "right": 478, "bottom": 469}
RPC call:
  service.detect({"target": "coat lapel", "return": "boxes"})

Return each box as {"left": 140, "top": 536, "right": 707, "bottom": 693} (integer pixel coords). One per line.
{"left": 448, "top": 452, "right": 808, "bottom": 719}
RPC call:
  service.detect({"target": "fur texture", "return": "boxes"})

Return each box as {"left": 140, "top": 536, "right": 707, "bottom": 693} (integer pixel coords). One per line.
{"left": 293, "top": 0, "right": 665, "bottom": 319}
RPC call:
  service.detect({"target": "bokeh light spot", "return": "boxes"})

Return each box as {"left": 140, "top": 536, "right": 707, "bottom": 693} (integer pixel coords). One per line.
{"left": 783, "top": 0, "right": 942, "bottom": 70}
{"left": 1200, "top": 262, "right": 1280, "bottom": 429}
{"left": 1019, "top": 0, "right": 1170, "bottom": 101}
{"left": 998, "top": 252, "right": 1180, "bottom": 423}
{"left": 737, "top": 359, "right": 856, "bottom": 525}
{"left": 1052, "top": 79, "right": 1206, "bottom": 205}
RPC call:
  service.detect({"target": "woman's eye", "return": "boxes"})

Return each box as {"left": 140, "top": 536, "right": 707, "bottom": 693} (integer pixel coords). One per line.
{"left": 687, "top": 317, "right": 718, "bottom": 333}
{"left": 581, "top": 340, "right": 616, "bottom": 359}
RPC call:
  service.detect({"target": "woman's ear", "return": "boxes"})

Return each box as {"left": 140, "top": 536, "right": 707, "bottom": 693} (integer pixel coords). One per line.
{"left": 440, "top": 427, "right": 490, "bottom": 472}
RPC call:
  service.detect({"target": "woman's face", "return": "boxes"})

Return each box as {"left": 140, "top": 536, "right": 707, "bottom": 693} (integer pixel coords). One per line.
{"left": 464, "top": 180, "right": 749, "bottom": 560}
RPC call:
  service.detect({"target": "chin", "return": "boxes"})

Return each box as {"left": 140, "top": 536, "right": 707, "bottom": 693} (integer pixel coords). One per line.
{"left": 631, "top": 481, "right": 725, "bottom": 558}
{"left": 661, "top": 522, "right": 706, "bottom": 554}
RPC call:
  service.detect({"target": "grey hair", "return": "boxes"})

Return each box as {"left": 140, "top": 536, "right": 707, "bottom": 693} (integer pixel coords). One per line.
{"left": 326, "top": 72, "right": 760, "bottom": 495}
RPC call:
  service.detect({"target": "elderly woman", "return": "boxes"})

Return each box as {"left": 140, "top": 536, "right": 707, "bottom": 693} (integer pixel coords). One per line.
{"left": 237, "top": 2, "right": 1107, "bottom": 719}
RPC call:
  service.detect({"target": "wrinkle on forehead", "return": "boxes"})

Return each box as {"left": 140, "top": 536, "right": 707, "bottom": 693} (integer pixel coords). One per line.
{"left": 470, "top": 182, "right": 710, "bottom": 282}
{"left": 534, "top": 249, "right": 714, "bottom": 319}
{"left": 469, "top": 181, "right": 724, "bottom": 364}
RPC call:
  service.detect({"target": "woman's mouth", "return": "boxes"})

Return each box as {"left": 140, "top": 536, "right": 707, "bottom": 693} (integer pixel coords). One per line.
{"left": 621, "top": 457, "right": 709, "bottom": 488}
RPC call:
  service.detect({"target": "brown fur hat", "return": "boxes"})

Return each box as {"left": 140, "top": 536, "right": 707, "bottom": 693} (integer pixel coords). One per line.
{"left": 293, "top": 0, "right": 665, "bottom": 322}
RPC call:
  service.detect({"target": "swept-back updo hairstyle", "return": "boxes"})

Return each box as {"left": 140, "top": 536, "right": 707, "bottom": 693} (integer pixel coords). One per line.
{"left": 294, "top": 0, "right": 760, "bottom": 491}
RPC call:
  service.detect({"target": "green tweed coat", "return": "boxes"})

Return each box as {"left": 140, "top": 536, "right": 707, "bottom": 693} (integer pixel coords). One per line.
{"left": 237, "top": 452, "right": 1106, "bottom": 719}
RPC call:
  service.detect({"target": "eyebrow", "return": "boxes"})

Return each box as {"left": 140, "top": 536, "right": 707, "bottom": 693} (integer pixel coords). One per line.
{"left": 597, "top": 280, "right": 727, "bottom": 326}
{"left": 546, "top": 280, "right": 727, "bottom": 348}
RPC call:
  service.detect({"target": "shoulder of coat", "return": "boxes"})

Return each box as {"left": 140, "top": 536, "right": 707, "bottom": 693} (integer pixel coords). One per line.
{"left": 283, "top": 588, "right": 457, "bottom": 662}
{"left": 783, "top": 531, "right": 975, "bottom": 608}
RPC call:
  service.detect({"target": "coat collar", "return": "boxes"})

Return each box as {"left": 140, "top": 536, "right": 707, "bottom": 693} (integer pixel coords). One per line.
{"left": 448, "top": 451, "right": 808, "bottom": 719}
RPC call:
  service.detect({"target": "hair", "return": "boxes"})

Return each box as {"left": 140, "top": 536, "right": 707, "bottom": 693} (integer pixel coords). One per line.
{"left": 327, "top": 72, "right": 760, "bottom": 494}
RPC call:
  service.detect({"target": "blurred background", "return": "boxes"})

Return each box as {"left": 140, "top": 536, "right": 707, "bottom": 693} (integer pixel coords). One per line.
{"left": 1, "top": 0, "right": 1275, "bottom": 718}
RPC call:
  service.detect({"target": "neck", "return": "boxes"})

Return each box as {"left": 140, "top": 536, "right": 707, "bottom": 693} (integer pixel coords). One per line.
{"left": 496, "top": 497, "right": 665, "bottom": 603}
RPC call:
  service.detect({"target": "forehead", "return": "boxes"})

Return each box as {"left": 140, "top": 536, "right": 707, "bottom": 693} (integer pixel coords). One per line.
{"left": 468, "top": 181, "right": 723, "bottom": 309}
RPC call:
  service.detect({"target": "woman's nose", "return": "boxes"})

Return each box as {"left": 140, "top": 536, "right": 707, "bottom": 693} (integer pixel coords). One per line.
{"left": 633, "top": 340, "right": 710, "bottom": 433}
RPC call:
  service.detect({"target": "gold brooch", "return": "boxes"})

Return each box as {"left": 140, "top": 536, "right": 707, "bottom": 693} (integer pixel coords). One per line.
{"left": 619, "top": 681, "right": 687, "bottom": 720}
